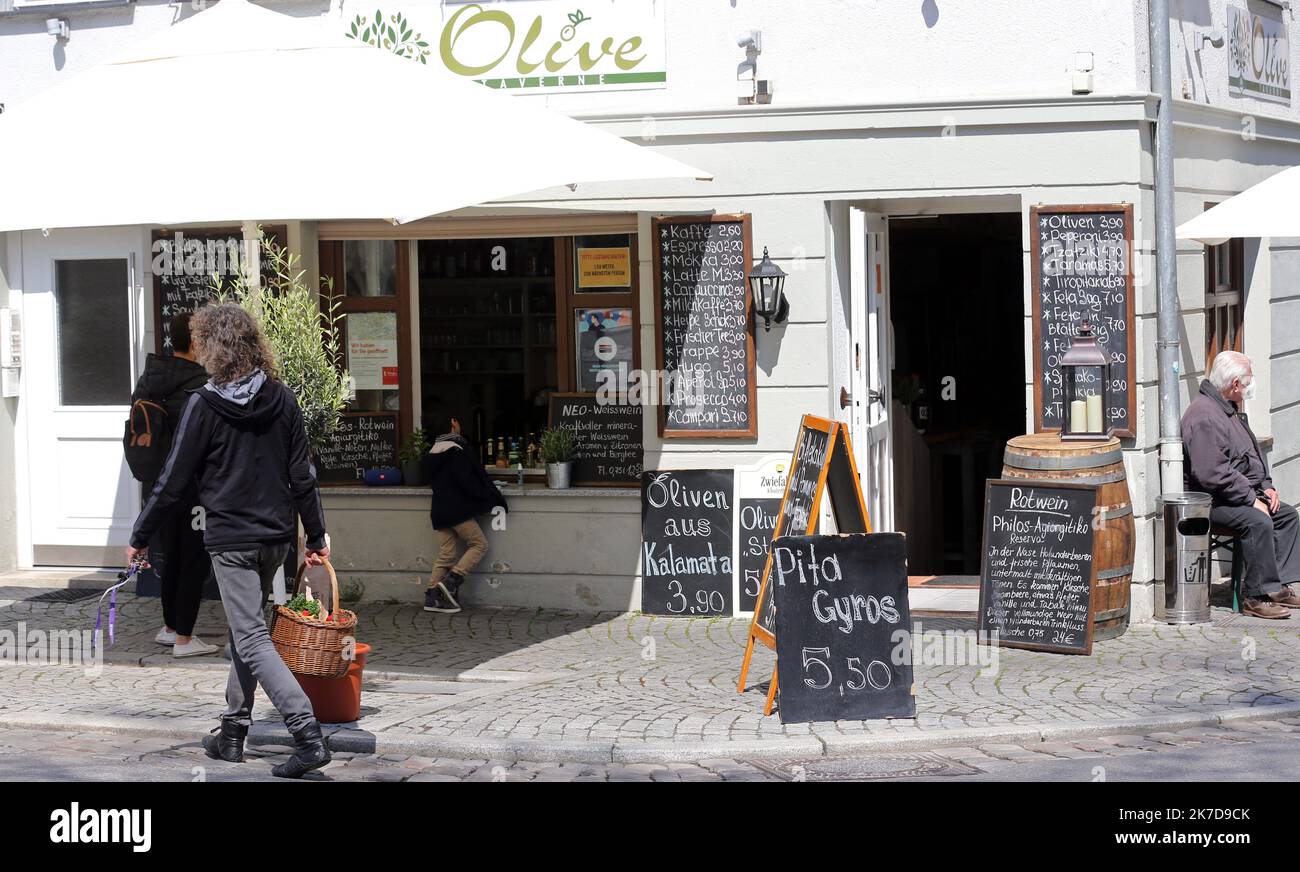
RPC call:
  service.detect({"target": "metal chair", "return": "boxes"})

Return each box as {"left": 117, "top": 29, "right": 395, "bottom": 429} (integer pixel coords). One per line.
{"left": 1210, "top": 524, "right": 1246, "bottom": 612}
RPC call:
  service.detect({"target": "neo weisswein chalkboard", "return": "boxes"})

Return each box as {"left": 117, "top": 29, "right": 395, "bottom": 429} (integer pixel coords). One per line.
{"left": 548, "top": 393, "right": 643, "bottom": 486}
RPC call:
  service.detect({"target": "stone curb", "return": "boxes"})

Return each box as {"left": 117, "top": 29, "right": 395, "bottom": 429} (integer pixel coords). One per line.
{"left": 6, "top": 701, "right": 1300, "bottom": 764}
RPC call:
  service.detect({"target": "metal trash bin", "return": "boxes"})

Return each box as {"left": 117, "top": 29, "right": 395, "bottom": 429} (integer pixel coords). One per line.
{"left": 1154, "top": 492, "right": 1213, "bottom": 624}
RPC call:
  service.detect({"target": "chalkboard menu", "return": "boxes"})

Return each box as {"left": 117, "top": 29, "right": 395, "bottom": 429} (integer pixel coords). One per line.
{"left": 652, "top": 215, "right": 756, "bottom": 437}
{"left": 641, "top": 469, "right": 734, "bottom": 616}
{"left": 314, "top": 412, "right": 399, "bottom": 485}
{"left": 152, "top": 226, "right": 287, "bottom": 354}
{"left": 978, "top": 480, "right": 1098, "bottom": 655}
{"left": 738, "top": 497, "right": 780, "bottom": 613}
{"left": 1031, "top": 204, "right": 1136, "bottom": 437}
{"left": 548, "top": 392, "right": 642, "bottom": 486}
{"left": 772, "top": 533, "right": 914, "bottom": 724}
{"left": 751, "top": 420, "right": 832, "bottom": 639}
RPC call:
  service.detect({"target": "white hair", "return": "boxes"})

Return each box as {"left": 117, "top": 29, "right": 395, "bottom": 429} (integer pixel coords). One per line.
{"left": 1208, "top": 350, "right": 1252, "bottom": 392}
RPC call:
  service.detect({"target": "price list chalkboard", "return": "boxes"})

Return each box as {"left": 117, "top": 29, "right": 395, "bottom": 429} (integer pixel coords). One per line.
{"left": 978, "top": 480, "right": 1098, "bottom": 655}
{"left": 751, "top": 420, "right": 831, "bottom": 639}
{"left": 738, "top": 497, "right": 780, "bottom": 613}
{"left": 653, "top": 215, "right": 756, "bottom": 437}
{"left": 152, "top": 226, "right": 286, "bottom": 354}
{"left": 548, "top": 393, "right": 642, "bottom": 486}
{"left": 641, "top": 469, "right": 734, "bottom": 616}
{"left": 772, "top": 533, "right": 914, "bottom": 724}
{"left": 1031, "top": 205, "right": 1135, "bottom": 437}
{"left": 314, "top": 412, "right": 399, "bottom": 485}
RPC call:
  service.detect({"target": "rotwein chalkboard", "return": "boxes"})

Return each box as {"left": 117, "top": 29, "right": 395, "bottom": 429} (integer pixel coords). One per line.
{"left": 547, "top": 392, "right": 643, "bottom": 486}
{"left": 652, "top": 215, "right": 756, "bottom": 437}
{"left": 1031, "top": 204, "right": 1136, "bottom": 437}
{"left": 151, "top": 226, "right": 287, "bottom": 355}
{"left": 314, "top": 412, "right": 399, "bottom": 485}
{"left": 772, "top": 533, "right": 914, "bottom": 724}
{"left": 641, "top": 469, "right": 734, "bottom": 616}
{"left": 978, "top": 480, "right": 1099, "bottom": 655}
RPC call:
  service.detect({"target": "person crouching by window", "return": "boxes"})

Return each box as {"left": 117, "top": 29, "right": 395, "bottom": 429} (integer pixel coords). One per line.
{"left": 422, "top": 415, "right": 508, "bottom": 614}
{"left": 126, "top": 303, "right": 333, "bottom": 779}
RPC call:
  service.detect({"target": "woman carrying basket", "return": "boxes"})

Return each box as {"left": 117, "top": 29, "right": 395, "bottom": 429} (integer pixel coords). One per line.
{"left": 127, "top": 302, "right": 332, "bottom": 779}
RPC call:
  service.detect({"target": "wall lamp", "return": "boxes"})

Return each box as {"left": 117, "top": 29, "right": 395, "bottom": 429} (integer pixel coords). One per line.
{"left": 748, "top": 247, "right": 788, "bottom": 332}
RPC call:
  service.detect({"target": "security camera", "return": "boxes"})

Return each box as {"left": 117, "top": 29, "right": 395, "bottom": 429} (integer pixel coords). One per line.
{"left": 736, "top": 30, "right": 762, "bottom": 53}
{"left": 46, "top": 18, "right": 69, "bottom": 40}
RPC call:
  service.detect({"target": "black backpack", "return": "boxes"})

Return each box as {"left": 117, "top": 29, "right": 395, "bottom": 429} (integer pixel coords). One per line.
{"left": 123, "top": 395, "right": 174, "bottom": 484}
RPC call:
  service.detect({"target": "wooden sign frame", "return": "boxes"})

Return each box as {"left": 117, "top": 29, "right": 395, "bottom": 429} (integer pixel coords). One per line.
{"left": 1030, "top": 203, "right": 1136, "bottom": 439}
{"left": 977, "top": 479, "right": 1098, "bottom": 656}
{"left": 547, "top": 391, "right": 643, "bottom": 487}
{"left": 736, "top": 414, "right": 872, "bottom": 716}
{"left": 652, "top": 213, "right": 758, "bottom": 439}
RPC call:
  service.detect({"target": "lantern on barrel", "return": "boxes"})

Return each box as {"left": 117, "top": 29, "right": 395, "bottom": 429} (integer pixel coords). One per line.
{"left": 1059, "top": 319, "right": 1112, "bottom": 441}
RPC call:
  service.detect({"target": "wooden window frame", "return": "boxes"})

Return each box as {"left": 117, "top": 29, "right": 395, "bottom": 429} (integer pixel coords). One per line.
{"left": 318, "top": 239, "right": 414, "bottom": 441}
{"left": 1203, "top": 210, "right": 1244, "bottom": 372}
{"left": 556, "top": 234, "right": 641, "bottom": 393}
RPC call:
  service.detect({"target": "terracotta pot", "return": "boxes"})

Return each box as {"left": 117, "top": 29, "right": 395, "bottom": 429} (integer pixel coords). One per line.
{"left": 295, "top": 642, "right": 370, "bottom": 724}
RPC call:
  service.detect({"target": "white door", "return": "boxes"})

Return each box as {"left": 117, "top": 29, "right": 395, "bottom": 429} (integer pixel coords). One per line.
{"left": 848, "top": 209, "right": 894, "bottom": 532}
{"left": 22, "top": 227, "right": 148, "bottom": 567}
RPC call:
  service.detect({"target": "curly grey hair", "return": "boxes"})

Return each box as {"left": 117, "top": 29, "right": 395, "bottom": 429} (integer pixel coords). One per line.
{"left": 190, "top": 302, "right": 277, "bottom": 386}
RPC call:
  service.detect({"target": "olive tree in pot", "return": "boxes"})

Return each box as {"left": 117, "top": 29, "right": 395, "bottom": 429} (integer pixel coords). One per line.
{"left": 399, "top": 428, "right": 430, "bottom": 486}
{"left": 213, "top": 231, "right": 351, "bottom": 594}
{"left": 539, "top": 426, "right": 576, "bottom": 489}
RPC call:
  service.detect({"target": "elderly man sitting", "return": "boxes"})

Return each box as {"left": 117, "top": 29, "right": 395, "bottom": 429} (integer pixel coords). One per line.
{"left": 1182, "top": 351, "right": 1300, "bottom": 619}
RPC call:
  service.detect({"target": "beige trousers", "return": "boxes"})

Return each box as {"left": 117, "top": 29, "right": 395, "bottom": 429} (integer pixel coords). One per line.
{"left": 430, "top": 518, "right": 489, "bottom": 585}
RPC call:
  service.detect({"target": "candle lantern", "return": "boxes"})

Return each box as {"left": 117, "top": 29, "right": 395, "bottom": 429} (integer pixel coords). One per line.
{"left": 748, "top": 247, "right": 789, "bottom": 332}
{"left": 1059, "top": 319, "right": 1112, "bottom": 441}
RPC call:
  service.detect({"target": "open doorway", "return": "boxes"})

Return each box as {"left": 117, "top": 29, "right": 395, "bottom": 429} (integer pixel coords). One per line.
{"left": 888, "top": 213, "right": 1024, "bottom": 577}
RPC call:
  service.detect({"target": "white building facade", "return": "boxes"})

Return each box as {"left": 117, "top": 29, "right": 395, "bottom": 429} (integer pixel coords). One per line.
{"left": 1, "top": 0, "right": 1297, "bottom": 622}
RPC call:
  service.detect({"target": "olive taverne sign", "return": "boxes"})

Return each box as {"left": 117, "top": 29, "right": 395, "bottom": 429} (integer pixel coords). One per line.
{"left": 351, "top": 1, "right": 668, "bottom": 92}
{"left": 737, "top": 415, "right": 872, "bottom": 717}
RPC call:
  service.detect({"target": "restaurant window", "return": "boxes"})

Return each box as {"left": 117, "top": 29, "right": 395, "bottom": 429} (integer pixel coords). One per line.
{"left": 418, "top": 233, "right": 638, "bottom": 476}
{"left": 55, "top": 259, "right": 132, "bottom": 406}
{"left": 319, "top": 240, "right": 413, "bottom": 438}
{"left": 1205, "top": 236, "right": 1244, "bottom": 371}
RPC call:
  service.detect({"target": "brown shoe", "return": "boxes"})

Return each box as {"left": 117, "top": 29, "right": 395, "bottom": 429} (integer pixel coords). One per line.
{"left": 1271, "top": 586, "right": 1300, "bottom": 609}
{"left": 1243, "top": 597, "right": 1291, "bottom": 619}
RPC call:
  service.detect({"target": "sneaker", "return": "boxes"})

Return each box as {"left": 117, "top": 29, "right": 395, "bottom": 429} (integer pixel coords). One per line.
{"left": 155, "top": 627, "right": 177, "bottom": 645}
{"left": 445, "top": 571, "right": 466, "bottom": 602}
{"left": 173, "top": 636, "right": 220, "bottom": 658}
{"left": 423, "top": 582, "right": 461, "bottom": 614}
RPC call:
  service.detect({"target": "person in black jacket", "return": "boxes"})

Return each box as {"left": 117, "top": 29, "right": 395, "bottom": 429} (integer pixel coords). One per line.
{"left": 132, "top": 313, "right": 218, "bottom": 657}
{"left": 127, "top": 303, "right": 332, "bottom": 779}
{"left": 422, "top": 416, "right": 507, "bottom": 614}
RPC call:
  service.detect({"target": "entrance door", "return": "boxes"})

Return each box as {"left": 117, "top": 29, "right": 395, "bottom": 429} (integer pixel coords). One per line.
{"left": 22, "top": 228, "right": 147, "bottom": 567}
{"left": 848, "top": 208, "right": 893, "bottom": 532}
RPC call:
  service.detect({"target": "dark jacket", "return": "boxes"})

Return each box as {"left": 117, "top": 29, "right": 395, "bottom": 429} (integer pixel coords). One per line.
{"left": 422, "top": 433, "right": 508, "bottom": 529}
{"left": 130, "top": 372, "right": 327, "bottom": 553}
{"left": 1181, "top": 379, "right": 1272, "bottom": 508}
{"left": 130, "top": 353, "right": 209, "bottom": 491}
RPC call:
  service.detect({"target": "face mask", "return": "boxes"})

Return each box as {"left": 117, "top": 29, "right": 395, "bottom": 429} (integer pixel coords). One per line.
{"left": 1243, "top": 378, "right": 1257, "bottom": 402}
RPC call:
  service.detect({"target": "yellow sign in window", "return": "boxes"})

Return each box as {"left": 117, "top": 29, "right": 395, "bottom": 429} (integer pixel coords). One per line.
{"left": 577, "top": 246, "right": 632, "bottom": 289}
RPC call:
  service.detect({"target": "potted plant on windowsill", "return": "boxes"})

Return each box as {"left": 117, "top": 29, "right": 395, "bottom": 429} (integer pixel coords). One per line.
{"left": 539, "top": 426, "right": 576, "bottom": 490}
{"left": 399, "top": 428, "right": 430, "bottom": 486}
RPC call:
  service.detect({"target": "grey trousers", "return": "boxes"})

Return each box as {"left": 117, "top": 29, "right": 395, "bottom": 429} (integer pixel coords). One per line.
{"left": 210, "top": 545, "right": 316, "bottom": 734}
{"left": 1211, "top": 502, "right": 1300, "bottom": 599}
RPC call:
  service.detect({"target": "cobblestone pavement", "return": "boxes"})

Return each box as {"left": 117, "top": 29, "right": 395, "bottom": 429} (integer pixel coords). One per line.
{"left": 2, "top": 718, "right": 1299, "bottom": 781}
{"left": 2, "top": 583, "right": 1300, "bottom": 760}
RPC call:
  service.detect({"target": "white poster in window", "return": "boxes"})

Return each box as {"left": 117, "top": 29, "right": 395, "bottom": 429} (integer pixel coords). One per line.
{"left": 347, "top": 312, "right": 398, "bottom": 391}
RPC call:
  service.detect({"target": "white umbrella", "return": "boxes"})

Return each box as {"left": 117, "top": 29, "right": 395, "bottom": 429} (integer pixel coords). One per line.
{"left": 0, "top": 0, "right": 710, "bottom": 232}
{"left": 1176, "top": 165, "right": 1300, "bottom": 244}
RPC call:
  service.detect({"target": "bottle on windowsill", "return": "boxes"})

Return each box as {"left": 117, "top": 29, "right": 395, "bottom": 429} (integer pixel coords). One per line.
{"left": 495, "top": 436, "right": 508, "bottom": 468}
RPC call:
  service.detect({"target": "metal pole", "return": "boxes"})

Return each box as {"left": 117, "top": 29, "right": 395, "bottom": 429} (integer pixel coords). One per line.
{"left": 1150, "top": 0, "right": 1185, "bottom": 495}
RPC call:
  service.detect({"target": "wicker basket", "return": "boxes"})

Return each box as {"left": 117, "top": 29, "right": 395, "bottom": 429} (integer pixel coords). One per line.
{"left": 271, "top": 558, "right": 357, "bottom": 679}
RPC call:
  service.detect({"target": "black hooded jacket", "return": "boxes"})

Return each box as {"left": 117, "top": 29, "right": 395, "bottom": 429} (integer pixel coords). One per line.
{"left": 422, "top": 433, "right": 508, "bottom": 529}
{"left": 130, "top": 353, "right": 209, "bottom": 491}
{"left": 130, "top": 375, "right": 327, "bottom": 553}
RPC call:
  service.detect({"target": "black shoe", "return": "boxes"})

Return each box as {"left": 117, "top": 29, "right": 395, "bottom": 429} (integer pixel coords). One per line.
{"left": 445, "top": 572, "right": 466, "bottom": 602}
{"left": 271, "top": 721, "right": 332, "bottom": 779}
{"left": 202, "top": 719, "right": 248, "bottom": 763}
{"left": 423, "top": 582, "right": 461, "bottom": 614}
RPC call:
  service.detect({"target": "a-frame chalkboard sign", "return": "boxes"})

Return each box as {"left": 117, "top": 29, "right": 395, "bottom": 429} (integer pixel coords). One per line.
{"left": 736, "top": 414, "right": 871, "bottom": 715}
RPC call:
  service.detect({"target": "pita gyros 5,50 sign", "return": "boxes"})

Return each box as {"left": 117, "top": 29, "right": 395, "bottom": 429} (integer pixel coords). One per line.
{"left": 375, "top": 1, "right": 667, "bottom": 92}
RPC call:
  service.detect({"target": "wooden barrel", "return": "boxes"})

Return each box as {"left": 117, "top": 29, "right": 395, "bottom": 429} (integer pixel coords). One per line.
{"left": 1001, "top": 434, "right": 1135, "bottom": 642}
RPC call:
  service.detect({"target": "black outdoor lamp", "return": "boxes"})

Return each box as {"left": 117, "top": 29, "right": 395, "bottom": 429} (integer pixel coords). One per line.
{"left": 1059, "top": 319, "right": 1112, "bottom": 441}
{"left": 748, "top": 246, "right": 789, "bottom": 332}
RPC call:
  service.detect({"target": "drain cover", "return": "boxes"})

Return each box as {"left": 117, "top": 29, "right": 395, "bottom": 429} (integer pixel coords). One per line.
{"left": 746, "top": 753, "right": 982, "bottom": 782}
{"left": 24, "top": 588, "right": 103, "bottom": 603}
